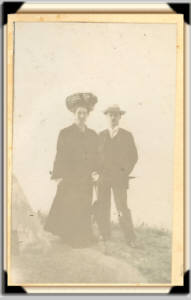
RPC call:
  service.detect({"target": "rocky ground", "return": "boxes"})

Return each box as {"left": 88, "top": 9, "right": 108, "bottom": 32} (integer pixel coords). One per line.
{"left": 11, "top": 224, "right": 171, "bottom": 285}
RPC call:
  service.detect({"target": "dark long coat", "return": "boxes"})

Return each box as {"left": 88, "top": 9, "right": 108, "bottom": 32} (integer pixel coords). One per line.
{"left": 98, "top": 128, "right": 138, "bottom": 187}
{"left": 45, "top": 124, "right": 99, "bottom": 247}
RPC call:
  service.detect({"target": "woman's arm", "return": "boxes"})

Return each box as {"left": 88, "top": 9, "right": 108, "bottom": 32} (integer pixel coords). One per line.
{"left": 51, "top": 130, "right": 65, "bottom": 180}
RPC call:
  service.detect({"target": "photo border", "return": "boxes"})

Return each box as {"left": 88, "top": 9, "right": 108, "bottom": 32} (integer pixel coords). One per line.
{"left": 5, "top": 12, "right": 184, "bottom": 288}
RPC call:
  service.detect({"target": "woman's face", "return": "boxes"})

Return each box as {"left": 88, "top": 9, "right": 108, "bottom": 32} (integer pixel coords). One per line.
{"left": 75, "top": 107, "right": 89, "bottom": 125}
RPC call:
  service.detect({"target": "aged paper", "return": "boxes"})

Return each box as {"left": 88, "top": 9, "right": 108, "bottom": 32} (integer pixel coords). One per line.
{"left": 6, "top": 13, "right": 184, "bottom": 289}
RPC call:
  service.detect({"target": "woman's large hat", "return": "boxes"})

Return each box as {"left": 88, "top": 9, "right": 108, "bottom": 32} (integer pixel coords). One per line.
{"left": 66, "top": 93, "right": 97, "bottom": 113}
{"left": 103, "top": 104, "right": 126, "bottom": 115}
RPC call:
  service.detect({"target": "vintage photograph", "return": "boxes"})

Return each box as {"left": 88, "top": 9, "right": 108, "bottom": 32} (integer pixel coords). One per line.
{"left": 6, "top": 13, "right": 184, "bottom": 287}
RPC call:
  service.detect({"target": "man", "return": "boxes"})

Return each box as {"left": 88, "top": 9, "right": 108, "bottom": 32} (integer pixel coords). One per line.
{"left": 94, "top": 104, "right": 138, "bottom": 247}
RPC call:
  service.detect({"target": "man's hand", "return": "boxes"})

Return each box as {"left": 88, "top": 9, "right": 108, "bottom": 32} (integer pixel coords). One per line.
{"left": 91, "top": 171, "right": 100, "bottom": 182}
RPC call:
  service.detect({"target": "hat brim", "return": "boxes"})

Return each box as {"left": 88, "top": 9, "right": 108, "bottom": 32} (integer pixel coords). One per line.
{"left": 103, "top": 110, "right": 126, "bottom": 115}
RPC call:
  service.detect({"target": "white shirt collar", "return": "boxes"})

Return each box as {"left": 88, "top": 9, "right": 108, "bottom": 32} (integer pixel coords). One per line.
{"left": 108, "top": 126, "right": 119, "bottom": 138}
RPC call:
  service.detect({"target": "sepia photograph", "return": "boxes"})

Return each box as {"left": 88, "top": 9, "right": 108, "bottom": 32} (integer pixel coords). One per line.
{"left": 5, "top": 12, "right": 184, "bottom": 289}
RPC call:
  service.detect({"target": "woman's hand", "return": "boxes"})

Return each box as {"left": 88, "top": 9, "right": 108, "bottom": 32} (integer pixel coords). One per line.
{"left": 55, "top": 178, "right": 62, "bottom": 183}
{"left": 91, "top": 171, "right": 100, "bottom": 182}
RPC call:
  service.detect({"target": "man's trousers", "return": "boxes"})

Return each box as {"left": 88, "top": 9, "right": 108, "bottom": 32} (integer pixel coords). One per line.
{"left": 93, "top": 180, "right": 136, "bottom": 242}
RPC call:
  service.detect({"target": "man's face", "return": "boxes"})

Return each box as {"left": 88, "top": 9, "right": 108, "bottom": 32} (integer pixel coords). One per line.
{"left": 106, "top": 112, "right": 121, "bottom": 128}
{"left": 75, "top": 106, "right": 89, "bottom": 124}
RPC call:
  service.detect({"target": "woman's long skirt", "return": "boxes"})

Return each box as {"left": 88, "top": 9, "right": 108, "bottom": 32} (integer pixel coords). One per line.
{"left": 44, "top": 179, "right": 95, "bottom": 248}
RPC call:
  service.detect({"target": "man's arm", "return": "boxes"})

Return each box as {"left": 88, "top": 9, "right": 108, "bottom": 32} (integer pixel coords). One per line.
{"left": 125, "top": 132, "right": 138, "bottom": 175}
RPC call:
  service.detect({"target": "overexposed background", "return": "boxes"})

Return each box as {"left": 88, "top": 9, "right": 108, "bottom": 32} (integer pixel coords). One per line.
{"left": 13, "top": 22, "right": 176, "bottom": 229}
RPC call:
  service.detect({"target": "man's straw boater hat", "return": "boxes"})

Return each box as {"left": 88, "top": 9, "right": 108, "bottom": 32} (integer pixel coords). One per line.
{"left": 66, "top": 93, "right": 97, "bottom": 113}
{"left": 103, "top": 104, "right": 126, "bottom": 115}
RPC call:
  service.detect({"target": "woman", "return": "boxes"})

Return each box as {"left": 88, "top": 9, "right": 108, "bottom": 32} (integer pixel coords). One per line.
{"left": 45, "top": 93, "right": 99, "bottom": 248}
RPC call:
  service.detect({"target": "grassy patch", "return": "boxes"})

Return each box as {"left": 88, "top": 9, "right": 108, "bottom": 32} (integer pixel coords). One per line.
{"left": 108, "top": 223, "right": 172, "bottom": 283}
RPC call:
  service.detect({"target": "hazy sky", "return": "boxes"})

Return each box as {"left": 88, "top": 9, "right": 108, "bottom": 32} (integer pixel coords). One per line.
{"left": 13, "top": 22, "right": 176, "bottom": 229}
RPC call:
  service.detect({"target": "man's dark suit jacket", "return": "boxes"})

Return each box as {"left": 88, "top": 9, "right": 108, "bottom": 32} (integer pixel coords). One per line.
{"left": 99, "top": 128, "right": 138, "bottom": 188}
